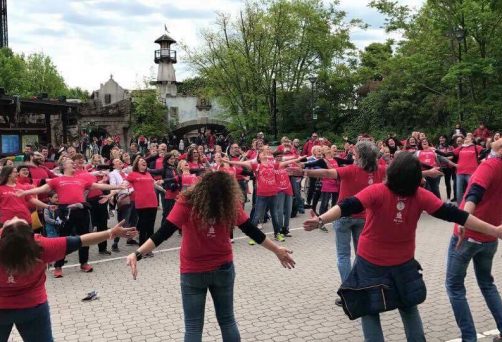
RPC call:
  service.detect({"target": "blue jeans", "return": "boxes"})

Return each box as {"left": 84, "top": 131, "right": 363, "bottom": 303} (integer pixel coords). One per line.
{"left": 252, "top": 195, "right": 280, "bottom": 235}
{"left": 0, "top": 301, "right": 53, "bottom": 342}
{"left": 290, "top": 177, "right": 304, "bottom": 214}
{"left": 362, "top": 305, "right": 425, "bottom": 342}
{"left": 181, "top": 263, "right": 240, "bottom": 342}
{"left": 456, "top": 174, "right": 471, "bottom": 203}
{"left": 334, "top": 217, "right": 365, "bottom": 282}
{"left": 275, "top": 192, "right": 292, "bottom": 232}
{"left": 445, "top": 235, "right": 502, "bottom": 342}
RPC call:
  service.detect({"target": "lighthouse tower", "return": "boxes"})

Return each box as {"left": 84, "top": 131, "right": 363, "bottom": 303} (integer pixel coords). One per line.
{"left": 153, "top": 33, "right": 177, "bottom": 99}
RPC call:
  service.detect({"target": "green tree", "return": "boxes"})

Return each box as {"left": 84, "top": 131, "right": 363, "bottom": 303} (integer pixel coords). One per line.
{"left": 131, "top": 87, "right": 168, "bottom": 137}
{"left": 185, "top": 0, "right": 358, "bottom": 135}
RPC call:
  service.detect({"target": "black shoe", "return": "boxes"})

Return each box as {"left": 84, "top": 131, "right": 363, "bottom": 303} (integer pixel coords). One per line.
{"left": 126, "top": 239, "right": 139, "bottom": 245}
{"left": 304, "top": 204, "right": 312, "bottom": 209}
{"left": 111, "top": 245, "right": 120, "bottom": 253}
{"left": 99, "top": 250, "right": 112, "bottom": 256}
{"left": 281, "top": 230, "right": 292, "bottom": 237}
{"left": 335, "top": 298, "right": 343, "bottom": 307}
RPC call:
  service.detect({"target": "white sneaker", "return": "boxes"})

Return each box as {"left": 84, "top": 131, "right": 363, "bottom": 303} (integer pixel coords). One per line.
{"left": 257, "top": 223, "right": 263, "bottom": 230}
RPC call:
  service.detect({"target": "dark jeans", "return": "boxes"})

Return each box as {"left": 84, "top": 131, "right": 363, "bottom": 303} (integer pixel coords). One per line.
{"left": 55, "top": 207, "right": 90, "bottom": 268}
{"left": 252, "top": 195, "right": 280, "bottom": 235}
{"left": 162, "top": 199, "right": 176, "bottom": 227}
{"left": 114, "top": 202, "right": 133, "bottom": 245}
{"left": 0, "top": 302, "right": 53, "bottom": 342}
{"left": 446, "top": 235, "right": 502, "bottom": 342}
{"left": 136, "top": 207, "right": 157, "bottom": 246}
{"left": 181, "top": 263, "right": 240, "bottom": 342}
{"left": 89, "top": 198, "right": 109, "bottom": 252}
{"left": 441, "top": 167, "right": 454, "bottom": 200}
{"left": 424, "top": 176, "right": 441, "bottom": 199}
{"left": 319, "top": 191, "right": 338, "bottom": 215}
{"left": 290, "top": 176, "right": 304, "bottom": 216}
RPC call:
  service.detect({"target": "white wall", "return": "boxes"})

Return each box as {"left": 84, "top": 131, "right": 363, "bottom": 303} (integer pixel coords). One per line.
{"left": 165, "top": 96, "right": 227, "bottom": 124}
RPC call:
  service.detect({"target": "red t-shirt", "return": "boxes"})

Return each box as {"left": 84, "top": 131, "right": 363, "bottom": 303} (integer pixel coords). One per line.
{"left": 47, "top": 175, "right": 93, "bottom": 205}
{"left": 275, "top": 166, "right": 293, "bottom": 196}
{"left": 181, "top": 174, "right": 199, "bottom": 190}
{"left": 153, "top": 157, "right": 163, "bottom": 180}
{"left": 252, "top": 162, "right": 278, "bottom": 197}
{"left": 0, "top": 235, "right": 66, "bottom": 309}
{"left": 230, "top": 156, "right": 245, "bottom": 181}
{"left": 126, "top": 172, "right": 157, "bottom": 209}
{"left": 336, "top": 164, "right": 386, "bottom": 219}
{"left": 213, "top": 165, "right": 237, "bottom": 177}
{"left": 321, "top": 159, "right": 340, "bottom": 193}
{"left": 454, "top": 157, "right": 502, "bottom": 242}
{"left": 454, "top": 145, "right": 483, "bottom": 175}
{"left": 356, "top": 184, "right": 444, "bottom": 266}
{"left": 28, "top": 166, "right": 49, "bottom": 185}
{"left": 75, "top": 170, "right": 103, "bottom": 200}
{"left": 164, "top": 169, "right": 180, "bottom": 200}
{"left": 417, "top": 150, "right": 438, "bottom": 168}
{"left": 167, "top": 198, "right": 249, "bottom": 273}
{"left": 0, "top": 184, "right": 33, "bottom": 224}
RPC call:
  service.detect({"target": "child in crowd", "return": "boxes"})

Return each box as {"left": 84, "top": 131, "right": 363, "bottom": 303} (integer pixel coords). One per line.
{"left": 43, "top": 192, "right": 60, "bottom": 238}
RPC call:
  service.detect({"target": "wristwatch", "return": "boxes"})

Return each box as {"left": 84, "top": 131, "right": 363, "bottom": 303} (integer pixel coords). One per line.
{"left": 318, "top": 216, "right": 324, "bottom": 229}
{"left": 135, "top": 251, "right": 143, "bottom": 261}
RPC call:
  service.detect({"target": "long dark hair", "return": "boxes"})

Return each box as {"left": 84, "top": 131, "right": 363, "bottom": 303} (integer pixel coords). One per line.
{"left": 0, "top": 166, "right": 15, "bottom": 186}
{"left": 184, "top": 171, "right": 243, "bottom": 228}
{"left": 386, "top": 152, "right": 422, "bottom": 196}
{"left": 0, "top": 221, "right": 43, "bottom": 274}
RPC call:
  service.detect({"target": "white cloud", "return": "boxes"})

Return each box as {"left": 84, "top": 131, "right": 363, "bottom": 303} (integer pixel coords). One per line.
{"left": 6, "top": 0, "right": 424, "bottom": 92}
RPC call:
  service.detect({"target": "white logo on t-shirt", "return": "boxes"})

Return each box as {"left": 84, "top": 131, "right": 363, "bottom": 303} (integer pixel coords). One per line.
{"left": 207, "top": 219, "right": 216, "bottom": 238}
{"left": 7, "top": 274, "right": 15, "bottom": 284}
{"left": 394, "top": 199, "right": 406, "bottom": 223}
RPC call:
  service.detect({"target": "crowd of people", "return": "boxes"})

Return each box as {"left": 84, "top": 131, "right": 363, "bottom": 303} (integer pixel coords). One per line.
{"left": 0, "top": 121, "right": 501, "bottom": 342}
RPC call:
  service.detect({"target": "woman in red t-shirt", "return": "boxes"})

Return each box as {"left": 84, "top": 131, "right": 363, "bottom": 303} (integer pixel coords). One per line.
{"left": 0, "top": 217, "right": 135, "bottom": 342}
{"left": 126, "top": 172, "right": 295, "bottom": 341}
{"left": 303, "top": 152, "right": 502, "bottom": 341}
{"left": 0, "top": 166, "right": 53, "bottom": 226}
{"left": 126, "top": 157, "right": 160, "bottom": 255}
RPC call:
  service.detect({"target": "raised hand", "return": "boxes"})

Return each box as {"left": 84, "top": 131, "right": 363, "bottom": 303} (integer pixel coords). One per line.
{"left": 303, "top": 210, "right": 320, "bottom": 231}
{"left": 126, "top": 253, "right": 138, "bottom": 280}
{"left": 275, "top": 247, "right": 295, "bottom": 269}
{"left": 110, "top": 220, "right": 138, "bottom": 239}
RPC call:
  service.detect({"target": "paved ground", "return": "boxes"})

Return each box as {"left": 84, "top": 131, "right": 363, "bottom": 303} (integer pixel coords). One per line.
{"left": 8, "top": 203, "right": 502, "bottom": 341}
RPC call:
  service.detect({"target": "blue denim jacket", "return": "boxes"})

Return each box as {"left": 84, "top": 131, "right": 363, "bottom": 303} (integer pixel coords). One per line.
{"left": 337, "top": 256, "right": 426, "bottom": 320}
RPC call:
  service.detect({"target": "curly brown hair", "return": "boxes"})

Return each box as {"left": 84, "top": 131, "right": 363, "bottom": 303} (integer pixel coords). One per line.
{"left": 183, "top": 171, "right": 243, "bottom": 229}
{"left": 0, "top": 221, "right": 43, "bottom": 275}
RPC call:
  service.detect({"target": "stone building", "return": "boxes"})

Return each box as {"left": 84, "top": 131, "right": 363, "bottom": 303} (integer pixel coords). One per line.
{"left": 152, "top": 33, "right": 229, "bottom": 138}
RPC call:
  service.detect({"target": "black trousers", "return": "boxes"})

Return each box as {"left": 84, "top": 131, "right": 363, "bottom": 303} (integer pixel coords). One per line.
{"left": 306, "top": 177, "right": 321, "bottom": 211}
{"left": 441, "top": 167, "right": 455, "bottom": 200}
{"left": 319, "top": 192, "right": 339, "bottom": 215}
{"left": 89, "top": 197, "right": 109, "bottom": 252}
{"left": 136, "top": 208, "right": 157, "bottom": 246}
{"left": 55, "top": 207, "right": 91, "bottom": 267}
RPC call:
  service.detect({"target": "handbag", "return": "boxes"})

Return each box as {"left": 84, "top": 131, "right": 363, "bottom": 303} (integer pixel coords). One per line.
{"left": 31, "top": 211, "right": 43, "bottom": 230}
{"left": 117, "top": 194, "right": 131, "bottom": 208}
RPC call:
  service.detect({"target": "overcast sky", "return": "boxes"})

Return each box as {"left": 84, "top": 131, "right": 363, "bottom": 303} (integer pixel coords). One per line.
{"left": 8, "top": 0, "right": 424, "bottom": 92}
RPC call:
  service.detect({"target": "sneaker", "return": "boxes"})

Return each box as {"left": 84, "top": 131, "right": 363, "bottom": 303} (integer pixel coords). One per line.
{"left": 335, "top": 298, "right": 343, "bottom": 307}
{"left": 304, "top": 204, "right": 312, "bottom": 209}
{"left": 53, "top": 268, "right": 63, "bottom": 278}
{"left": 126, "top": 239, "right": 139, "bottom": 245}
{"left": 282, "top": 231, "right": 292, "bottom": 237}
{"left": 320, "top": 225, "right": 329, "bottom": 233}
{"left": 275, "top": 234, "right": 285, "bottom": 242}
{"left": 144, "top": 252, "right": 154, "bottom": 258}
{"left": 298, "top": 210, "right": 305, "bottom": 214}
{"left": 99, "top": 250, "right": 112, "bottom": 255}
{"left": 80, "top": 264, "right": 94, "bottom": 273}
{"left": 257, "top": 223, "right": 263, "bottom": 230}
{"left": 248, "top": 239, "right": 256, "bottom": 246}
{"left": 111, "top": 244, "right": 120, "bottom": 253}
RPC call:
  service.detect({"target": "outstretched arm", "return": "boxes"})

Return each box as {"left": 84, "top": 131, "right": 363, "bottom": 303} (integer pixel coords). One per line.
{"left": 16, "top": 184, "right": 51, "bottom": 197}
{"left": 303, "top": 168, "right": 338, "bottom": 179}
{"left": 224, "top": 158, "right": 253, "bottom": 169}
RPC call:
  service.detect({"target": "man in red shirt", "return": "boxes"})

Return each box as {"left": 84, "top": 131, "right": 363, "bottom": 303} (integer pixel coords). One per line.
{"left": 446, "top": 138, "right": 502, "bottom": 342}
{"left": 302, "top": 132, "right": 320, "bottom": 155}
{"left": 16, "top": 159, "right": 125, "bottom": 277}
{"left": 472, "top": 121, "right": 491, "bottom": 142}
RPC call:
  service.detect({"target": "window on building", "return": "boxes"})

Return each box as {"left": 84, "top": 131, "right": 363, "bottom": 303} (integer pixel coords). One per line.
{"left": 170, "top": 107, "right": 179, "bottom": 119}
{"left": 104, "top": 94, "right": 111, "bottom": 104}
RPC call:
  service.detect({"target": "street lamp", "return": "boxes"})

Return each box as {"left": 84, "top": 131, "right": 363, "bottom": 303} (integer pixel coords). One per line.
{"left": 454, "top": 27, "right": 466, "bottom": 123}
{"left": 308, "top": 76, "right": 317, "bottom": 130}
